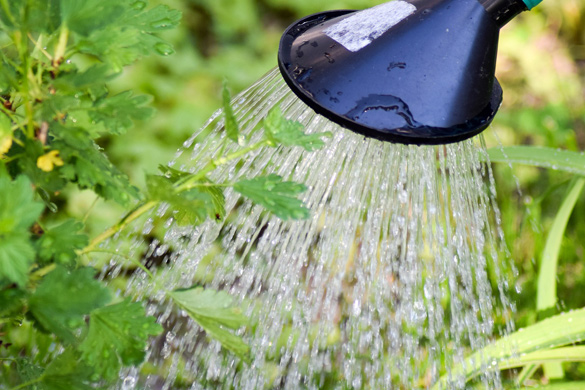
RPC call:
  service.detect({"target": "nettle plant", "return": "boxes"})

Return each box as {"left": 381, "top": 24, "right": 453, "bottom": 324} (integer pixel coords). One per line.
{"left": 0, "top": 1, "right": 329, "bottom": 387}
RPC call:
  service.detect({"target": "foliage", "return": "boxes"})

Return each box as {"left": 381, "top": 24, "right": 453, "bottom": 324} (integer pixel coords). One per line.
{"left": 0, "top": 0, "right": 330, "bottom": 388}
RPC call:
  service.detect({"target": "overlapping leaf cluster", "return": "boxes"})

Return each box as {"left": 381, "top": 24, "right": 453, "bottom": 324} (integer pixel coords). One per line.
{"left": 0, "top": 0, "right": 331, "bottom": 387}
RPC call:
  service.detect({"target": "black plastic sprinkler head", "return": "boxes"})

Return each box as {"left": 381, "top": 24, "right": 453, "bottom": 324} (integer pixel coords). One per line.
{"left": 278, "top": 0, "right": 541, "bottom": 145}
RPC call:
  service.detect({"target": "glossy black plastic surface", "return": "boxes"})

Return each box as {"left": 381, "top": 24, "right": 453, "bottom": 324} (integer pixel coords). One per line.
{"left": 278, "top": 0, "right": 505, "bottom": 145}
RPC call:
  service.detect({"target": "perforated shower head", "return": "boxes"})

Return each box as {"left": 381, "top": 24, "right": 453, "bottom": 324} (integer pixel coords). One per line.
{"left": 278, "top": 0, "right": 535, "bottom": 145}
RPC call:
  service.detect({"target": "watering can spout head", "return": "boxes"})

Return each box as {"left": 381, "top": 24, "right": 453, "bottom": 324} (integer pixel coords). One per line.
{"left": 278, "top": 0, "right": 528, "bottom": 145}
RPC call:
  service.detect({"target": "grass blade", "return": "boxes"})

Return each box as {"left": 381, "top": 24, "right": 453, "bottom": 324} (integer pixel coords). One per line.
{"left": 537, "top": 178, "right": 585, "bottom": 312}
{"left": 432, "top": 308, "right": 585, "bottom": 389}
{"left": 487, "top": 146, "right": 585, "bottom": 176}
{"left": 537, "top": 178, "right": 585, "bottom": 379}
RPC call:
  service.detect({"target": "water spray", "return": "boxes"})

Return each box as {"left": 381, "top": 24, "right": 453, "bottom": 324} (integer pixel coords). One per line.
{"left": 128, "top": 0, "right": 545, "bottom": 387}
{"left": 279, "top": 0, "right": 540, "bottom": 144}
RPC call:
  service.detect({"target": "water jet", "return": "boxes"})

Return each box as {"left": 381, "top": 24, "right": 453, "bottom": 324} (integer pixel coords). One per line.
{"left": 121, "top": 0, "right": 546, "bottom": 388}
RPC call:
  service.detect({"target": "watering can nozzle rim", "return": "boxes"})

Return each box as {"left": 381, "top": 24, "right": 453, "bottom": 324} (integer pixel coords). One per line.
{"left": 277, "top": 0, "right": 528, "bottom": 145}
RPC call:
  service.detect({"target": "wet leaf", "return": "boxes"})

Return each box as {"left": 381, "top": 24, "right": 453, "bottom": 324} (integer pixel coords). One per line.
{"left": 263, "top": 107, "right": 330, "bottom": 151}
{"left": 234, "top": 174, "right": 310, "bottom": 220}
{"left": 36, "top": 220, "right": 89, "bottom": 264}
{"left": 222, "top": 82, "right": 240, "bottom": 143}
{"left": 170, "top": 287, "right": 250, "bottom": 362}
{"left": 80, "top": 299, "right": 162, "bottom": 379}
{"left": 29, "top": 267, "right": 111, "bottom": 342}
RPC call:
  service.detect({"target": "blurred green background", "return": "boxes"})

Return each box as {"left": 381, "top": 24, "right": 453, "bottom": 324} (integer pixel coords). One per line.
{"left": 68, "top": 0, "right": 585, "bottom": 367}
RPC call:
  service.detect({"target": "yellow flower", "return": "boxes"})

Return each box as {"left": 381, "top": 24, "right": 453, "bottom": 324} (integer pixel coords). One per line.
{"left": 37, "top": 150, "right": 65, "bottom": 172}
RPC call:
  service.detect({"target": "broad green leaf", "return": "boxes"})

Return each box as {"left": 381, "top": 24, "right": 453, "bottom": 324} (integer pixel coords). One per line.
{"left": 80, "top": 299, "right": 162, "bottom": 379}
{"left": 89, "top": 91, "right": 154, "bottom": 135}
{"left": 0, "top": 173, "right": 44, "bottom": 234}
{"left": 222, "top": 82, "right": 240, "bottom": 142}
{"left": 234, "top": 174, "right": 310, "bottom": 220}
{"left": 433, "top": 308, "right": 585, "bottom": 389}
{"left": 263, "top": 107, "right": 331, "bottom": 151}
{"left": 487, "top": 146, "right": 585, "bottom": 176}
{"left": 29, "top": 267, "right": 111, "bottom": 342}
{"left": 39, "top": 349, "right": 94, "bottom": 390}
{"left": 0, "top": 232, "right": 36, "bottom": 287}
{"left": 170, "top": 287, "right": 250, "bottom": 362}
{"left": 0, "top": 288, "right": 26, "bottom": 319}
{"left": 37, "top": 220, "right": 89, "bottom": 264}
{"left": 0, "top": 171, "right": 43, "bottom": 286}
{"left": 16, "top": 349, "right": 93, "bottom": 390}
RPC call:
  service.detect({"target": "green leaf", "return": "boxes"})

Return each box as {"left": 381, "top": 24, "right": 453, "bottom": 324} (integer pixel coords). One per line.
{"left": 222, "top": 82, "right": 240, "bottom": 143}
{"left": 89, "top": 91, "right": 154, "bottom": 135}
{"left": 234, "top": 174, "right": 310, "bottom": 220}
{"left": 433, "top": 308, "right": 585, "bottom": 389}
{"left": 0, "top": 288, "right": 26, "bottom": 319}
{"left": 487, "top": 146, "right": 585, "bottom": 176}
{"left": 0, "top": 173, "right": 44, "bottom": 234}
{"left": 146, "top": 174, "right": 224, "bottom": 225}
{"left": 37, "top": 220, "right": 89, "bottom": 264}
{"left": 170, "top": 287, "right": 250, "bottom": 362}
{"left": 16, "top": 349, "right": 94, "bottom": 390}
{"left": 29, "top": 267, "right": 111, "bottom": 342}
{"left": 79, "top": 299, "right": 162, "bottom": 379}
{"left": 0, "top": 171, "right": 44, "bottom": 286}
{"left": 74, "top": 2, "right": 181, "bottom": 70}
{"left": 53, "top": 125, "right": 141, "bottom": 205}
{"left": 0, "top": 232, "right": 36, "bottom": 287}
{"left": 61, "top": 0, "right": 125, "bottom": 36}
{"left": 263, "top": 107, "right": 330, "bottom": 151}
{"left": 40, "top": 349, "right": 94, "bottom": 390}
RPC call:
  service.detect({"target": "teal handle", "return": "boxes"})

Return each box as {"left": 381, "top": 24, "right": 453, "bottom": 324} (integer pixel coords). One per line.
{"left": 522, "top": 0, "right": 542, "bottom": 10}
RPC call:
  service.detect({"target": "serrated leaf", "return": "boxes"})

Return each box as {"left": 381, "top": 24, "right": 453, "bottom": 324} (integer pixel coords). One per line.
{"left": 52, "top": 125, "right": 141, "bottom": 205}
{"left": 0, "top": 232, "right": 36, "bottom": 287}
{"left": 29, "top": 267, "right": 111, "bottom": 342}
{"left": 222, "top": 82, "right": 239, "bottom": 142}
{"left": 170, "top": 287, "right": 250, "bottom": 362}
{"left": 0, "top": 288, "right": 26, "bottom": 319}
{"left": 158, "top": 164, "right": 189, "bottom": 183}
{"left": 80, "top": 299, "right": 162, "bottom": 379}
{"left": 0, "top": 171, "right": 44, "bottom": 286}
{"left": 89, "top": 91, "right": 154, "bottom": 135}
{"left": 43, "top": 349, "right": 94, "bottom": 390}
{"left": 37, "top": 220, "right": 89, "bottom": 264}
{"left": 146, "top": 174, "right": 224, "bottom": 225}
{"left": 61, "top": 0, "right": 125, "bottom": 36}
{"left": 17, "top": 349, "right": 93, "bottom": 390}
{"left": 0, "top": 172, "right": 44, "bottom": 234}
{"left": 263, "top": 107, "right": 330, "bottom": 151}
{"left": 234, "top": 174, "right": 310, "bottom": 220}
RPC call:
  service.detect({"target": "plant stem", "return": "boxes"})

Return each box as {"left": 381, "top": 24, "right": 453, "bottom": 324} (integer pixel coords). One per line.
{"left": 79, "top": 201, "right": 157, "bottom": 256}
{"left": 53, "top": 26, "right": 69, "bottom": 67}
{"left": 80, "top": 139, "right": 271, "bottom": 255}
{"left": 9, "top": 377, "right": 42, "bottom": 390}
{"left": 175, "top": 139, "right": 269, "bottom": 191}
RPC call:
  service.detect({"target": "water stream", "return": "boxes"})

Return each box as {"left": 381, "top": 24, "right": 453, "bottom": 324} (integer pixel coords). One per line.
{"left": 113, "top": 69, "right": 514, "bottom": 389}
